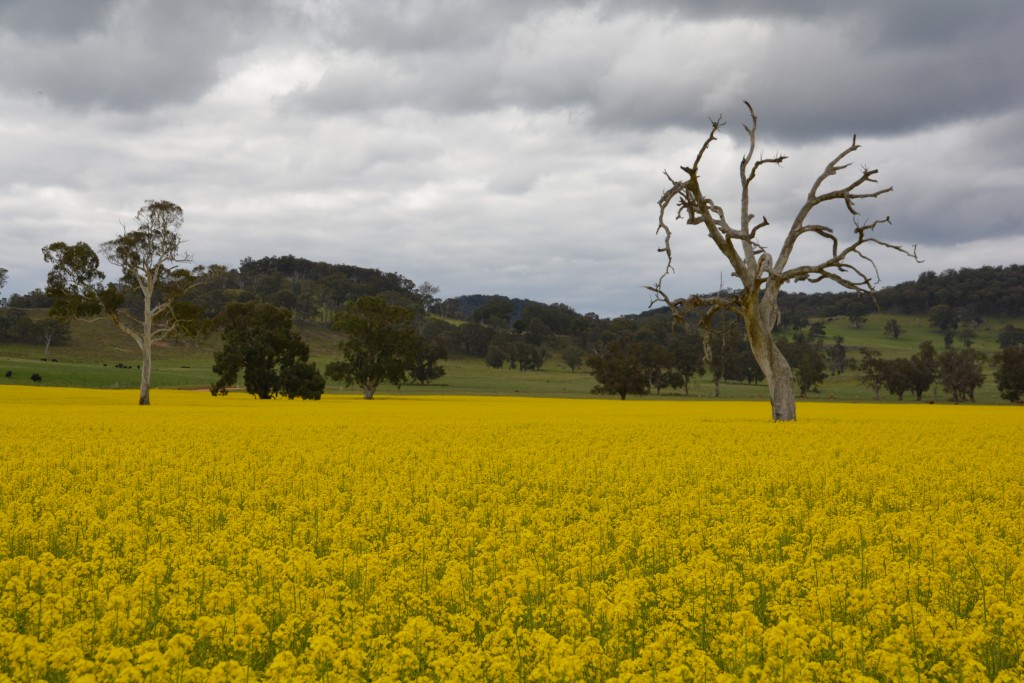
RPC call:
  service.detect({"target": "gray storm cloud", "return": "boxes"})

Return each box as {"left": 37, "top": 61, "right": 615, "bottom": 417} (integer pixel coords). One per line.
{"left": 1, "top": 0, "right": 1022, "bottom": 315}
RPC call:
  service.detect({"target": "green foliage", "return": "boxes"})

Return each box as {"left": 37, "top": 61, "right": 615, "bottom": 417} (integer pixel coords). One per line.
{"left": 280, "top": 359, "right": 328, "bottom": 401}
{"left": 937, "top": 347, "right": 986, "bottom": 403}
{"left": 326, "top": 296, "right": 420, "bottom": 399}
{"left": 778, "top": 334, "right": 827, "bottom": 397}
{"left": 701, "top": 315, "right": 761, "bottom": 389}
{"left": 776, "top": 265, "right": 1024, "bottom": 320}
{"left": 0, "top": 310, "right": 70, "bottom": 349}
{"left": 586, "top": 340, "right": 649, "bottom": 400}
{"left": 409, "top": 338, "right": 448, "bottom": 385}
{"left": 881, "top": 265, "right": 1024, "bottom": 317}
{"left": 998, "top": 325, "right": 1024, "bottom": 349}
{"left": 826, "top": 336, "right": 848, "bottom": 376}
{"left": 993, "top": 346, "right": 1024, "bottom": 402}
{"left": 928, "top": 304, "right": 959, "bottom": 333}
{"left": 41, "top": 241, "right": 107, "bottom": 319}
{"left": 481, "top": 331, "right": 546, "bottom": 372}
{"left": 471, "top": 295, "right": 515, "bottom": 328}
{"left": 860, "top": 340, "right": 937, "bottom": 401}
{"left": 909, "top": 341, "right": 939, "bottom": 400}
{"left": 236, "top": 255, "right": 420, "bottom": 321}
{"left": 883, "top": 318, "right": 903, "bottom": 339}
{"left": 845, "top": 300, "right": 870, "bottom": 329}
{"left": 560, "top": 345, "right": 585, "bottom": 373}
{"left": 858, "top": 348, "right": 885, "bottom": 399}
{"left": 455, "top": 323, "right": 495, "bottom": 357}
{"left": 484, "top": 343, "right": 505, "bottom": 369}
{"left": 211, "top": 302, "right": 324, "bottom": 400}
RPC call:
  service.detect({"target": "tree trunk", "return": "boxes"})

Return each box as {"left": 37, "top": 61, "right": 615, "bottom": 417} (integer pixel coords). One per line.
{"left": 139, "top": 349, "right": 152, "bottom": 405}
{"left": 139, "top": 284, "right": 154, "bottom": 406}
{"left": 363, "top": 384, "right": 377, "bottom": 399}
{"left": 763, "top": 352, "right": 796, "bottom": 421}
{"left": 139, "top": 341, "right": 152, "bottom": 405}
{"left": 744, "top": 294, "right": 797, "bottom": 422}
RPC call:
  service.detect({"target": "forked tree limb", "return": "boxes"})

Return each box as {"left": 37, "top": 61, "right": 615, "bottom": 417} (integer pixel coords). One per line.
{"left": 649, "top": 103, "right": 920, "bottom": 321}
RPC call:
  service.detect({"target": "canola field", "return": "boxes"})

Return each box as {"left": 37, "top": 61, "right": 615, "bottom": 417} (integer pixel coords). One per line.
{"left": 1, "top": 387, "right": 1023, "bottom": 681}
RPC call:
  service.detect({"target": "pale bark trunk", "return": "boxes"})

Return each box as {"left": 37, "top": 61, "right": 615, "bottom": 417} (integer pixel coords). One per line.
{"left": 138, "top": 283, "right": 154, "bottom": 406}
{"left": 139, "top": 347, "right": 152, "bottom": 406}
{"left": 764, "top": 350, "right": 796, "bottom": 421}
{"left": 363, "top": 385, "right": 377, "bottom": 399}
{"left": 743, "top": 292, "right": 797, "bottom": 422}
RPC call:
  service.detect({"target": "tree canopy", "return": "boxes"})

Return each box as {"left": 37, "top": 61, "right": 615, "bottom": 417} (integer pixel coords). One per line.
{"left": 586, "top": 339, "right": 649, "bottom": 400}
{"left": 994, "top": 345, "right": 1024, "bottom": 403}
{"left": 211, "top": 302, "right": 324, "bottom": 400}
{"left": 325, "top": 296, "right": 420, "bottom": 399}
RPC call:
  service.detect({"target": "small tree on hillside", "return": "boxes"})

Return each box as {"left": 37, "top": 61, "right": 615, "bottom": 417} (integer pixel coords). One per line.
{"left": 561, "top": 345, "right": 585, "bottom": 372}
{"left": 326, "top": 296, "right": 419, "bottom": 399}
{"left": 845, "top": 300, "right": 870, "bottom": 329}
{"left": 42, "top": 200, "right": 207, "bottom": 405}
{"left": 958, "top": 326, "right": 977, "bottom": 348}
{"left": 997, "top": 325, "right": 1024, "bottom": 349}
{"left": 883, "top": 319, "right": 903, "bottom": 339}
{"left": 929, "top": 304, "right": 959, "bottom": 349}
{"left": 39, "top": 318, "right": 71, "bottom": 357}
{"left": 211, "top": 302, "right": 324, "bottom": 400}
{"left": 648, "top": 102, "right": 916, "bottom": 421}
{"left": 416, "top": 281, "right": 440, "bottom": 313}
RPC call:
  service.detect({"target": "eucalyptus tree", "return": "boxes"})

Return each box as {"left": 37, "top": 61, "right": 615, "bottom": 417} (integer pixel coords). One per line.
{"left": 211, "top": 302, "right": 324, "bottom": 400}
{"left": 326, "top": 295, "right": 419, "bottom": 399}
{"left": 42, "top": 200, "right": 207, "bottom": 405}
{"left": 649, "top": 102, "right": 917, "bottom": 421}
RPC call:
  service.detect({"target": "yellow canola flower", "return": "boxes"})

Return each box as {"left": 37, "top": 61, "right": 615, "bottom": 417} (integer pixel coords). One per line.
{"left": 1, "top": 386, "right": 1023, "bottom": 680}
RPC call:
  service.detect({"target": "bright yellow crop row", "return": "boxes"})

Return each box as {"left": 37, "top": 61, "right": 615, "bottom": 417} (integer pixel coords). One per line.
{"left": 1, "top": 386, "right": 1023, "bottom": 681}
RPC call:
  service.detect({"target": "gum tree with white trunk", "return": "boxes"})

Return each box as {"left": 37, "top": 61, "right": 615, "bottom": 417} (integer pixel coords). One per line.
{"left": 648, "top": 102, "right": 918, "bottom": 421}
{"left": 42, "top": 200, "right": 207, "bottom": 405}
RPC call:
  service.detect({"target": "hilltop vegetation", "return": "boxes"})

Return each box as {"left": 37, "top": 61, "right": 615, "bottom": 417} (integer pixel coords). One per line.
{"left": 2, "top": 258, "right": 1023, "bottom": 403}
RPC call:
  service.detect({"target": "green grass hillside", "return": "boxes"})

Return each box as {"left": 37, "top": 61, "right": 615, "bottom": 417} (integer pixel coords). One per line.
{"left": 811, "top": 312, "right": 1010, "bottom": 357}
{"left": 1, "top": 308, "right": 1019, "bottom": 404}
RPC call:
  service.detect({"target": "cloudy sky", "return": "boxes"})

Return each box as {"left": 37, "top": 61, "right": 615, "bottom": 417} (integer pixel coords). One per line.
{"left": 2, "top": 0, "right": 1022, "bottom": 317}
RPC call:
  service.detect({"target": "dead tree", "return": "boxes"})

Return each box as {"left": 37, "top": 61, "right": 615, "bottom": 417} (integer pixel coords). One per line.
{"left": 648, "top": 102, "right": 918, "bottom": 421}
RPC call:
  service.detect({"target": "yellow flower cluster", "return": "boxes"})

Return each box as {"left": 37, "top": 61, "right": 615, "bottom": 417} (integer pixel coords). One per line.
{"left": 1, "top": 386, "right": 1023, "bottom": 681}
